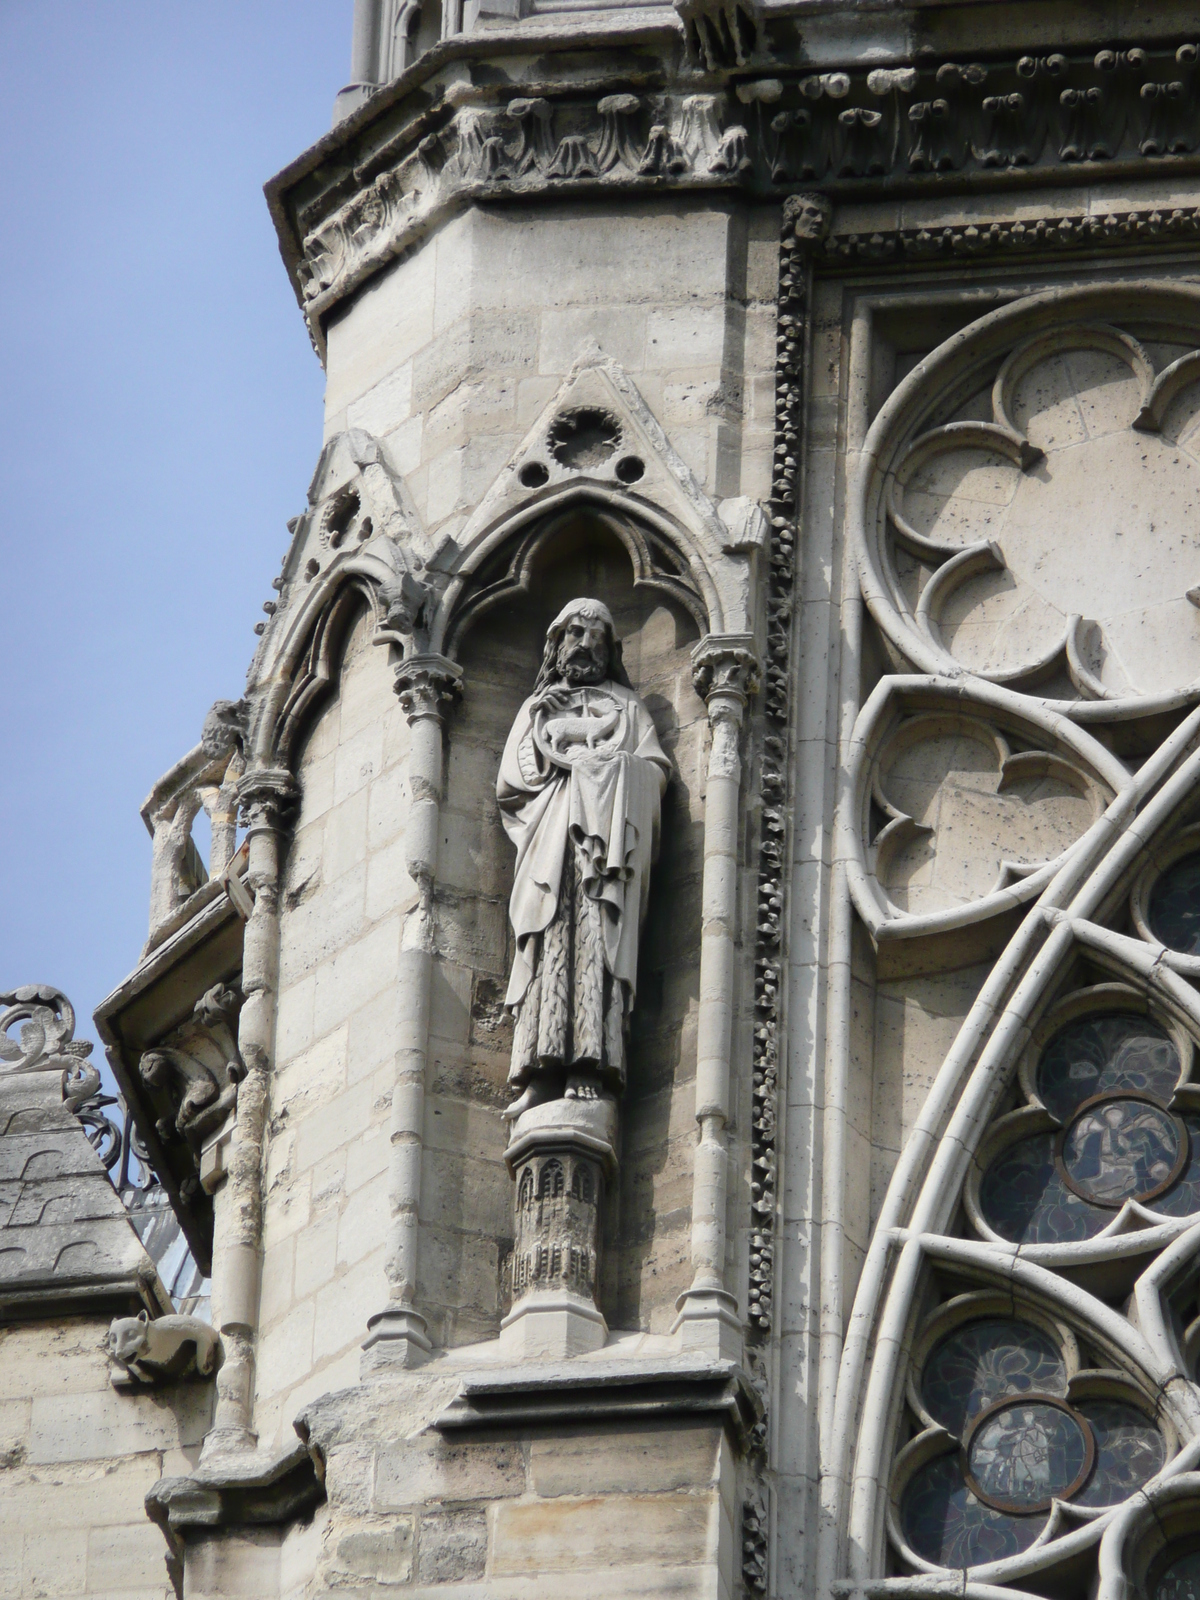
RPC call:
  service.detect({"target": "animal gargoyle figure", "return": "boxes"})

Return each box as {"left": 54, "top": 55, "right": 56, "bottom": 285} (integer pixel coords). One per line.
{"left": 106, "top": 1309, "right": 222, "bottom": 1388}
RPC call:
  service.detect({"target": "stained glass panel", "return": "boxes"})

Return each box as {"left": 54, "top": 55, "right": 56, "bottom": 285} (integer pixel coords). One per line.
{"left": 921, "top": 1319, "right": 1066, "bottom": 1436}
{"left": 1036, "top": 1014, "right": 1180, "bottom": 1122}
{"left": 1149, "top": 852, "right": 1200, "bottom": 956}
{"left": 901, "top": 1453, "right": 1048, "bottom": 1568}
{"left": 1059, "top": 1098, "right": 1185, "bottom": 1206}
{"left": 1073, "top": 1401, "right": 1164, "bottom": 1506}
{"left": 979, "top": 1134, "right": 1107, "bottom": 1243}
{"left": 966, "top": 1400, "right": 1090, "bottom": 1510}
{"left": 1155, "top": 1546, "right": 1200, "bottom": 1600}
{"left": 1149, "top": 1115, "right": 1200, "bottom": 1216}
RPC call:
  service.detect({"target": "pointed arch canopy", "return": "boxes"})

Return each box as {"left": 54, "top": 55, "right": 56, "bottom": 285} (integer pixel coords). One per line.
{"left": 431, "top": 485, "right": 720, "bottom": 662}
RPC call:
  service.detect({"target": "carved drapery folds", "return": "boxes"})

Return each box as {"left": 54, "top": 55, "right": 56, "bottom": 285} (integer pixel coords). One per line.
{"left": 276, "top": 39, "right": 1200, "bottom": 356}
{"left": 494, "top": 599, "right": 670, "bottom": 1356}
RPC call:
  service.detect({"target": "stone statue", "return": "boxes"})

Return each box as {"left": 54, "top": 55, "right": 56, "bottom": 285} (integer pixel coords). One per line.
{"left": 106, "top": 1309, "right": 223, "bottom": 1388}
{"left": 498, "top": 599, "right": 670, "bottom": 1118}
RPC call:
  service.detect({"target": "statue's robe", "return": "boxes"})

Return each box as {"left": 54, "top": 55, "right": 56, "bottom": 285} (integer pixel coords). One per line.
{"left": 497, "top": 678, "right": 670, "bottom": 1091}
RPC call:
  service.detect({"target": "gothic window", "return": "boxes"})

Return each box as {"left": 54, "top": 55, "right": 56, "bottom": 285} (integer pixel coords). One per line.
{"left": 569, "top": 1162, "right": 594, "bottom": 1203}
{"left": 1149, "top": 852, "right": 1200, "bottom": 956}
{"left": 898, "top": 1314, "right": 1165, "bottom": 1569}
{"left": 1152, "top": 1542, "right": 1200, "bottom": 1600}
{"left": 974, "top": 1010, "right": 1200, "bottom": 1244}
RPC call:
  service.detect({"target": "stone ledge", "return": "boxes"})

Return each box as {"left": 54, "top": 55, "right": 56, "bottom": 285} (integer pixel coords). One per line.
{"left": 145, "top": 1438, "right": 324, "bottom": 1535}
{"left": 433, "top": 1353, "right": 762, "bottom": 1447}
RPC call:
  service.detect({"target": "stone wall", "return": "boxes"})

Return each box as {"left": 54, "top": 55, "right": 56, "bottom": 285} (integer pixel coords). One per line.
{"left": 0, "top": 1315, "right": 211, "bottom": 1599}
{"left": 249, "top": 190, "right": 780, "bottom": 1442}
{"left": 322, "top": 200, "right": 780, "bottom": 545}
{"left": 298, "top": 1374, "right": 737, "bottom": 1600}
{"left": 257, "top": 606, "right": 411, "bottom": 1449}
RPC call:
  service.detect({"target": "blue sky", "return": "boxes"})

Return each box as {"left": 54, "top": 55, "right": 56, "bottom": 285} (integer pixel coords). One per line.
{"left": 0, "top": 3, "right": 351, "bottom": 1057}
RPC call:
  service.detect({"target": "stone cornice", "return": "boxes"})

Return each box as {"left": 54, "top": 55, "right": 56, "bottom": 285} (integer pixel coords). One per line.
{"left": 821, "top": 199, "right": 1200, "bottom": 264}
{"left": 268, "top": 32, "right": 1200, "bottom": 355}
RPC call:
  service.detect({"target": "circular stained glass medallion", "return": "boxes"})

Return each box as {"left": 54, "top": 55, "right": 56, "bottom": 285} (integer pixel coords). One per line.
{"left": 1036, "top": 1014, "right": 1180, "bottom": 1122}
{"left": 964, "top": 1397, "right": 1093, "bottom": 1513}
{"left": 1057, "top": 1093, "right": 1187, "bottom": 1208}
{"left": 1149, "top": 852, "right": 1200, "bottom": 957}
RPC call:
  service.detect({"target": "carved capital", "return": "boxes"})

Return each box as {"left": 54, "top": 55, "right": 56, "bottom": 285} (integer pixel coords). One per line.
{"left": 235, "top": 768, "right": 299, "bottom": 834}
{"left": 691, "top": 634, "right": 761, "bottom": 712}
{"left": 393, "top": 653, "right": 463, "bottom": 725}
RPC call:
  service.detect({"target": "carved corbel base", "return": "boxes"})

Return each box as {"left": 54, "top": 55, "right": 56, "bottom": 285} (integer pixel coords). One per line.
{"left": 671, "top": 1284, "right": 745, "bottom": 1363}
{"left": 361, "top": 1306, "right": 433, "bottom": 1371}
{"left": 501, "top": 1098, "right": 617, "bottom": 1360}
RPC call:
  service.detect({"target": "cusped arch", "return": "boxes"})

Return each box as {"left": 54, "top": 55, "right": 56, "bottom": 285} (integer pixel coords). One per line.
{"left": 430, "top": 485, "right": 720, "bottom": 661}
{"left": 250, "top": 565, "right": 386, "bottom": 767}
{"left": 854, "top": 280, "right": 1200, "bottom": 722}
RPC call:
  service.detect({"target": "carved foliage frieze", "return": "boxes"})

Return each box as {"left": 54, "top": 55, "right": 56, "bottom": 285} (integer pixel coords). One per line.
{"left": 286, "top": 39, "right": 1200, "bottom": 343}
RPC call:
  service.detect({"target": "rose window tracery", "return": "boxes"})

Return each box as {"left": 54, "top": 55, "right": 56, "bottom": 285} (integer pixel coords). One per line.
{"left": 972, "top": 1010, "right": 1200, "bottom": 1244}
{"left": 896, "top": 1315, "right": 1166, "bottom": 1569}
{"left": 1149, "top": 851, "right": 1200, "bottom": 956}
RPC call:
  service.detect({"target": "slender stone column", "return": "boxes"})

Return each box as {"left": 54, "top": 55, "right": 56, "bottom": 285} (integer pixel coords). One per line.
{"left": 674, "top": 634, "right": 759, "bottom": 1361}
{"left": 349, "top": 0, "right": 384, "bottom": 83}
{"left": 204, "top": 767, "right": 297, "bottom": 1458}
{"left": 363, "top": 653, "right": 461, "bottom": 1369}
{"left": 333, "top": 0, "right": 385, "bottom": 123}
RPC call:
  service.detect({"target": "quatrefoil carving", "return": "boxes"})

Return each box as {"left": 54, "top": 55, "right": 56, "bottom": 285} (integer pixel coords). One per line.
{"left": 859, "top": 290, "right": 1200, "bottom": 718}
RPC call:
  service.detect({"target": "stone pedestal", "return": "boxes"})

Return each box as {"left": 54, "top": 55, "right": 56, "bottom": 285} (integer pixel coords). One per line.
{"left": 500, "top": 1098, "right": 617, "bottom": 1360}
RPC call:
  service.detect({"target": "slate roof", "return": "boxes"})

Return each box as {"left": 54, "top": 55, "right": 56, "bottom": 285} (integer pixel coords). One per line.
{"left": 0, "top": 1069, "right": 169, "bottom": 1319}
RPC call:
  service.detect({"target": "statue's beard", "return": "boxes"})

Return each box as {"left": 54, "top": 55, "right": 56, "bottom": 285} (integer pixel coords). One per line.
{"left": 558, "top": 647, "right": 608, "bottom": 686}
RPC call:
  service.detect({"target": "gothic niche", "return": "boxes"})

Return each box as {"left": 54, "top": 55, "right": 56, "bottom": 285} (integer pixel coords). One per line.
{"left": 439, "top": 506, "right": 707, "bottom": 1347}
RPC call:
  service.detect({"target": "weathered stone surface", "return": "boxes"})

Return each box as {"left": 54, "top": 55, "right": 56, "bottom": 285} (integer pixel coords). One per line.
{"left": 373, "top": 1434, "right": 526, "bottom": 1508}
{"left": 25, "top": 4, "right": 1200, "bottom": 1600}
{"left": 415, "top": 1507, "right": 488, "bottom": 1583}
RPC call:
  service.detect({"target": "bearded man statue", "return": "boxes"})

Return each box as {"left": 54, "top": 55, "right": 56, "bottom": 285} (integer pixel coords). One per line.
{"left": 498, "top": 599, "right": 670, "bottom": 1118}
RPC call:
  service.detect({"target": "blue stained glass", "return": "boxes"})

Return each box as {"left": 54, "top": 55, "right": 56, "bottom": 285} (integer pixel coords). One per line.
{"left": 1149, "top": 852, "right": 1200, "bottom": 956}
{"left": 967, "top": 1401, "right": 1089, "bottom": 1510}
{"left": 921, "top": 1320, "right": 1066, "bottom": 1437}
{"left": 1150, "top": 1115, "right": 1200, "bottom": 1216}
{"left": 1155, "top": 1547, "right": 1200, "bottom": 1600}
{"left": 979, "top": 1133, "right": 1107, "bottom": 1244}
{"left": 901, "top": 1453, "right": 1047, "bottom": 1569}
{"left": 1036, "top": 1015, "right": 1180, "bottom": 1122}
{"left": 1073, "top": 1401, "right": 1164, "bottom": 1506}
{"left": 1060, "top": 1099, "right": 1184, "bottom": 1206}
